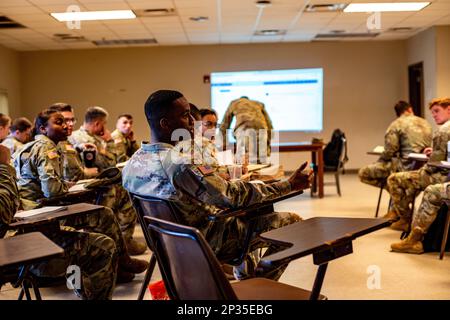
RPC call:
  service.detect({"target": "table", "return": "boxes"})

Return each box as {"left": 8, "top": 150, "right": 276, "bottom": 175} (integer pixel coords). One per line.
{"left": 272, "top": 142, "right": 324, "bottom": 198}
{"left": 259, "top": 217, "right": 391, "bottom": 300}
{"left": 0, "top": 232, "right": 64, "bottom": 300}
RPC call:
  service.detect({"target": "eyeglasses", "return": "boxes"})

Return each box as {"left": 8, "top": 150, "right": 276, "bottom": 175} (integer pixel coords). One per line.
{"left": 203, "top": 121, "right": 219, "bottom": 128}
{"left": 65, "top": 117, "right": 77, "bottom": 124}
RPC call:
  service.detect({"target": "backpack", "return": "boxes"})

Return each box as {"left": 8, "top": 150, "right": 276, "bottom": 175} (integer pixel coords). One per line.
{"left": 323, "top": 129, "right": 348, "bottom": 169}
{"left": 422, "top": 203, "right": 450, "bottom": 252}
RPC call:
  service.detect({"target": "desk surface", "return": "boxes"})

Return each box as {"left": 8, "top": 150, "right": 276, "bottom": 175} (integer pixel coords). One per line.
{"left": 0, "top": 232, "right": 64, "bottom": 268}
{"left": 427, "top": 161, "right": 450, "bottom": 170}
{"left": 10, "top": 203, "right": 104, "bottom": 228}
{"left": 260, "top": 217, "right": 391, "bottom": 264}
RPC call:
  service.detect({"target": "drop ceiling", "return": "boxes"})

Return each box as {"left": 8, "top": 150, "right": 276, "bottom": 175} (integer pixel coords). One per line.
{"left": 0, "top": 0, "right": 448, "bottom": 51}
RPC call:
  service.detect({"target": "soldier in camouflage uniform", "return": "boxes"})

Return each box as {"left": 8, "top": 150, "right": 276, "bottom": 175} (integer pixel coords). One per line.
{"left": 391, "top": 182, "right": 450, "bottom": 254}
{"left": 387, "top": 98, "right": 450, "bottom": 232}
{"left": 220, "top": 97, "right": 273, "bottom": 164}
{"left": 13, "top": 109, "right": 148, "bottom": 283}
{"left": 123, "top": 90, "right": 312, "bottom": 281}
{"left": 359, "top": 101, "right": 432, "bottom": 190}
{"left": 1, "top": 117, "right": 33, "bottom": 157}
{"left": 0, "top": 143, "right": 117, "bottom": 300}
{"left": 111, "top": 114, "right": 139, "bottom": 163}
{"left": 68, "top": 106, "right": 145, "bottom": 255}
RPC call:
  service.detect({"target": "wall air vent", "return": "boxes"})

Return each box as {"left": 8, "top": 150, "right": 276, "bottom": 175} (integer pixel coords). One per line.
{"left": 92, "top": 38, "right": 158, "bottom": 46}
{"left": 134, "top": 8, "right": 176, "bottom": 17}
{"left": 305, "top": 4, "right": 347, "bottom": 12}
{"left": 53, "top": 34, "right": 88, "bottom": 42}
{"left": 387, "top": 27, "right": 414, "bottom": 32}
{"left": 0, "top": 16, "right": 25, "bottom": 29}
{"left": 314, "top": 32, "right": 379, "bottom": 40}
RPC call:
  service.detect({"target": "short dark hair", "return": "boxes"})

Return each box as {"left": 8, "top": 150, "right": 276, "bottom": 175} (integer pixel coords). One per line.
{"left": 394, "top": 101, "right": 412, "bottom": 117}
{"left": 199, "top": 109, "right": 217, "bottom": 118}
{"left": 49, "top": 102, "right": 73, "bottom": 113}
{"left": 118, "top": 114, "right": 133, "bottom": 120}
{"left": 85, "top": 106, "right": 108, "bottom": 123}
{"left": 189, "top": 103, "right": 201, "bottom": 121}
{"left": 0, "top": 113, "right": 11, "bottom": 127}
{"left": 33, "top": 109, "right": 59, "bottom": 138}
{"left": 11, "top": 117, "right": 32, "bottom": 132}
{"left": 144, "top": 90, "right": 183, "bottom": 131}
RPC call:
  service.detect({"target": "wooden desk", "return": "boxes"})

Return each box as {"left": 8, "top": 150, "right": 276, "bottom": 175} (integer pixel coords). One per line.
{"left": 272, "top": 142, "right": 324, "bottom": 198}
{"left": 259, "top": 217, "right": 391, "bottom": 300}
{"left": 0, "top": 232, "right": 64, "bottom": 300}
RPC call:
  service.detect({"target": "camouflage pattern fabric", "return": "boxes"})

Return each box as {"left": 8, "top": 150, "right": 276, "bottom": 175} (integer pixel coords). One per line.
{"left": 411, "top": 182, "right": 450, "bottom": 233}
{"left": 359, "top": 114, "right": 432, "bottom": 188}
{"left": 1, "top": 135, "right": 24, "bottom": 156}
{"left": 69, "top": 127, "right": 117, "bottom": 170}
{"left": 0, "top": 163, "right": 117, "bottom": 300}
{"left": 111, "top": 129, "right": 139, "bottom": 163}
{"left": 122, "top": 142, "right": 300, "bottom": 280}
{"left": 57, "top": 140, "right": 85, "bottom": 182}
{"left": 387, "top": 120, "right": 450, "bottom": 221}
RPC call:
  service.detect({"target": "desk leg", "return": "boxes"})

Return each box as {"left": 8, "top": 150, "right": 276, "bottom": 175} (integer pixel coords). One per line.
{"left": 309, "top": 263, "right": 328, "bottom": 300}
{"left": 318, "top": 148, "right": 324, "bottom": 198}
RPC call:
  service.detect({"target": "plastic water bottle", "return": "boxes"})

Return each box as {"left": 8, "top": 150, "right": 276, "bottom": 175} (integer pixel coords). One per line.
{"left": 447, "top": 141, "right": 450, "bottom": 162}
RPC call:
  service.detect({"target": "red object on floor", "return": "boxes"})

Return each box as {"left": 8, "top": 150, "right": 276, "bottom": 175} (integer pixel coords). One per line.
{"left": 148, "top": 280, "right": 170, "bottom": 300}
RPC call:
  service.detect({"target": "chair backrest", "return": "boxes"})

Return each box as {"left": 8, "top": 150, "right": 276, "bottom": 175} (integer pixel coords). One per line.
{"left": 145, "top": 216, "right": 238, "bottom": 300}
{"left": 131, "top": 194, "right": 181, "bottom": 251}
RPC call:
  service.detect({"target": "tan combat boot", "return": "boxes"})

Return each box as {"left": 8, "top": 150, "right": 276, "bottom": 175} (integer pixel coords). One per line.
{"left": 390, "top": 217, "right": 410, "bottom": 232}
{"left": 383, "top": 211, "right": 399, "bottom": 221}
{"left": 126, "top": 238, "right": 148, "bottom": 255}
{"left": 390, "top": 227, "right": 424, "bottom": 254}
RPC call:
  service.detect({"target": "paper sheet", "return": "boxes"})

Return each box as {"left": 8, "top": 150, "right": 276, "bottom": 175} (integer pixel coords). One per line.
{"left": 15, "top": 206, "right": 68, "bottom": 219}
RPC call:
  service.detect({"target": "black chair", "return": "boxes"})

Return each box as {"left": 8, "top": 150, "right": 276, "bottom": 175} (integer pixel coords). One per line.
{"left": 324, "top": 135, "right": 348, "bottom": 196}
{"left": 131, "top": 193, "right": 280, "bottom": 300}
{"left": 145, "top": 216, "right": 326, "bottom": 300}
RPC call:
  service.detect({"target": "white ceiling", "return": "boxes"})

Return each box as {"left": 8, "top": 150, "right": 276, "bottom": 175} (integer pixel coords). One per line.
{"left": 0, "top": 0, "right": 449, "bottom": 51}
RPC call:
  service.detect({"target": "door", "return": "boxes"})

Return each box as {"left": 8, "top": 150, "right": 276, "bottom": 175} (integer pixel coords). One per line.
{"left": 408, "top": 62, "right": 424, "bottom": 117}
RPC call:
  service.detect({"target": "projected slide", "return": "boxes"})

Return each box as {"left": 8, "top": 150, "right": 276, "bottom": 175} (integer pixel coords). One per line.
{"left": 211, "top": 68, "right": 323, "bottom": 132}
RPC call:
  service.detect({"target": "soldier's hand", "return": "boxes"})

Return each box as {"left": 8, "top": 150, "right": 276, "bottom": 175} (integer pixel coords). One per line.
{"left": 83, "top": 167, "right": 99, "bottom": 178}
{"left": 0, "top": 145, "right": 10, "bottom": 165}
{"left": 423, "top": 147, "right": 433, "bottom": 157}
{"left": 101, "top": 129, "right": 112, "bottom": 142}
{"left": 288, "top": 162, "right": 313, "bottom": 191}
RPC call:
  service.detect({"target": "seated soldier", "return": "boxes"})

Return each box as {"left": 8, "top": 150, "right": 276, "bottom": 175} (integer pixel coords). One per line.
{"left": 199, "top": 108, "right": 219, "bottom": 141}
{"left": 1, "top": 143, "right": 116, "bottom": 299}
{"left": 112, "top": 114, "right": 139, "bottom": 163}
{"left": 391, "top": 182, "right": 450, "bottom": 254}
{"left": 359, "top": 101, "right": 432, "bottom": 217}
{"left": 0, "top": 113, "right": 11, "bottom": 143}
{"left": 387, "top": 98, "right": 450, "bottom": 231}
{"left": 1, "top": 117, "right": 33, "bottom": 156}
{"left": 122, "top": 90, "right": 312, "bottom": 281}
{"left": 13, "top": 109, "right": 148, "bottom": 283}
{"left": 69, "top": 106, "right": 146, "bottom": 255}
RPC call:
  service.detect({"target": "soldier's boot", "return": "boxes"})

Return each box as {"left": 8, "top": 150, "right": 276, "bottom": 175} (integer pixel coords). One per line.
{"left": 116, "top": 270, "right": 135, "bottom": 284}
{"left": 390, "top": 227, "right": 424, "bottom": 254}
{"left": 383, "top": 211, "right": 399, "bottom": 222}
{"left": 118, "top": 254, "right": 149, "bottom": 274}
{"left": 390, "top": 217, "right": 410, "bottom": 232}
{"left": 126, "top": 238, "right": 147, "bottom": 256}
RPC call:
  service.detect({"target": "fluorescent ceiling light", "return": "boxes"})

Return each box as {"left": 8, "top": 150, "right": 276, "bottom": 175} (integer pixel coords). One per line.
{"left": 344, "top": 2, "right": 429, "bottom": 12}
{"left": 51, "top": 10, "right": 136, "bottom": 22}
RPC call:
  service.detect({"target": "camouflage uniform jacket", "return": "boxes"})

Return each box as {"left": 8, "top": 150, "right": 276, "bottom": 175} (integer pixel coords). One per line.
{"left": 111, "top": 129, "right": 139, "bottom": 163}
{"left": 2, "top": 135, "right": 24, "bottom": 156}
{"left": 220, "top": 98, "right": 274, "bottom": 137}
{"left": 0, "top": 164, "right": 20, "bottom": 237}
{"left": 122, "top": 142, "right": 291, "bottom": 251}
{"left": 423, "top": 119, "right": 450, "bottom": 175}
{"left": 379, "top": 114, "right": 432, "bottom": 171}
{"left": 69, "top": 127, "right": 117, "bottom": 170}
{"left": 14, "top": 134, "right": 68, "bottom": 202}
{"left": 57, "top": 140, "right": 85, "bottom": 182}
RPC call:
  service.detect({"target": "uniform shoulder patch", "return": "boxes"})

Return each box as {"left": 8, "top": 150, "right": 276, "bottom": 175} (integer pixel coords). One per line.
{"left": 47, "top": 149, "right": 59, "bottom": 159}
{"left": 197, "top": 165, "right": 214, "bottom": 175}
{"left": 114, "top": 138, "right": 123, "bottom": 144}
{"left": 65, "top": 144, "right": 76, "bottom": 152}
